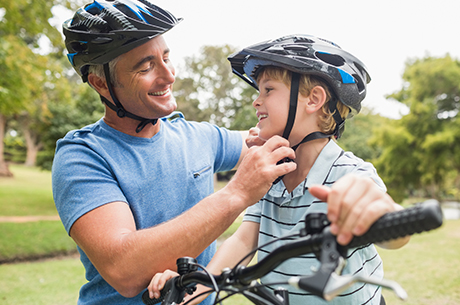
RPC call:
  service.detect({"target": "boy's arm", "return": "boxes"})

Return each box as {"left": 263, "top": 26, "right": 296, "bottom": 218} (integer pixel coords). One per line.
{"left": 148, "top": 221, "right": 260, "bottom": 302}
{"left": 309, "top": 174, "right": 410, "bottom": 249}
{"left": 207, "top": 220, "right": 260, "bottom": 272}
{"left": 190, "top": 221, "right": 260, "bottom": 304}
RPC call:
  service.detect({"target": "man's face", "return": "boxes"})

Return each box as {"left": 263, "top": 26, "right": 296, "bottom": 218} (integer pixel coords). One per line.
{"left": 112, "top": 35, "right": 177, "bottom": 119}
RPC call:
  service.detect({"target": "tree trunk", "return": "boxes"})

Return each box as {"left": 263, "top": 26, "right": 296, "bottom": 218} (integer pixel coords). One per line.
{"left": 23, "top": 127, "right": 43, "bottom": 167}
{"left": 0, "top": 113, "right": 13, "bottom": 177}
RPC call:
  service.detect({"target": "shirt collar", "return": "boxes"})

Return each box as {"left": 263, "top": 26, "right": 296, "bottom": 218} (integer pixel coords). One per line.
{"left": 267, "top": 139, "right": 344, "bottom": 199}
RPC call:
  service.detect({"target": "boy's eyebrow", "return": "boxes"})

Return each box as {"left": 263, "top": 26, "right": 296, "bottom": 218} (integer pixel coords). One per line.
{"left": 131, "top": 49, "right": 170, "bottom": 71}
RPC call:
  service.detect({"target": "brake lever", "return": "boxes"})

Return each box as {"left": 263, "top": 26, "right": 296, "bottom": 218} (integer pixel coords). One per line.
{"left": 289, "top": 227, "right": 408, "bottom": 301}
{"left": 288, "top": 228, "right": 344, "bottom": 297}
{"left": 323, "top": 272, "right": 408, "bottom": 301}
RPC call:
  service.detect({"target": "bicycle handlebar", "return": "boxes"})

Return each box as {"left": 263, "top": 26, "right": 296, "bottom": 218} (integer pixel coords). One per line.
{"left": 142, "top": 200, "right": 443, "bottom": 305}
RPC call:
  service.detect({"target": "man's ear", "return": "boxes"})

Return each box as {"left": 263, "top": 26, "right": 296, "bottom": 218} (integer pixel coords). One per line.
{"left": 87, "top": 73, "right": 110, "bottom": 98}
{"left": 305, "top": 86, "right": 327, "bottom": 114}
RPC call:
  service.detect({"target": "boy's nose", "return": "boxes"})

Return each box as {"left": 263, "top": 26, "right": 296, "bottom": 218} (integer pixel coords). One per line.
{"left": 253, "top": 95, "right": 262, "bottom": 108}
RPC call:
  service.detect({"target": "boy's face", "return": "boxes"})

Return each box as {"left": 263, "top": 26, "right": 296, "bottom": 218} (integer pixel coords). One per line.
{"left": 253, "top": 75, "right": 291, "bottom": 141}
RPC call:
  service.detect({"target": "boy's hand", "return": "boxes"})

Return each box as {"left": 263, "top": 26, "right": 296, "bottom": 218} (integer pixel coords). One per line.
{"left": 309, "top": 174, "right": 399, "bottom": 246}
{"left": 148, "top": 269, "right": 179, "bottom": 300}
{"left": 148, "top": 270, "right": 210, "bottom": 305}
{"left": 245, "top": 127, "right": 266, "bottom": 148}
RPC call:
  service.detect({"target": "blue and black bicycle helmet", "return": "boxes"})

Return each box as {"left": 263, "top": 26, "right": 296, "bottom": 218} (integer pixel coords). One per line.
{"left": 228, "top": 34, "right": 371, "bottom": 142}
{"left": 63, "top": 0, "right": 181, "bottom": 132}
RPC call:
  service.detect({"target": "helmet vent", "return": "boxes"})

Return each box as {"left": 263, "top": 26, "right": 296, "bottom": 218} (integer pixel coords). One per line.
{"left": 101, "top": 7, "right": 136, "bottom": 30}
{"left": 353, "top": 74, "right": 365, "bottom": 93}
{"left": 293, "top": 36, "right": 315, "bottom": 44}
{"left": 70, "top": 41, "right": 89, "bottom": 52}
{"left": 315, "top": 52, "right": 345, "bottom": 67}
{"left": 284, "top": 45, "right": 310, "bottom": 52}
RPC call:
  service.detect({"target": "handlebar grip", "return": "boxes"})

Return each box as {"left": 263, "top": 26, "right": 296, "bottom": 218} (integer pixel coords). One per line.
{"left": 347, "top": 200, "right": 443, "bottom": 249}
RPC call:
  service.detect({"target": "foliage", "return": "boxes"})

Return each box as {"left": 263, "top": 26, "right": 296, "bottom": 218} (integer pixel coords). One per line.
{"left": 0, "top": 0, "right": 74, "bottom": 170}
{"left": 36, "top": 84, "right": 104, "bottom": 170}
{"left": 337, "top": 109, "right": 388, "bottom": 161}
{"left": 3, "top": 131, "right": 26, "bottom": 163}
{"left": 371, "top": 55, "right": 460, "bottom": 202}
{"left": 174, "top": 45, "right": 258, "bottom": 129}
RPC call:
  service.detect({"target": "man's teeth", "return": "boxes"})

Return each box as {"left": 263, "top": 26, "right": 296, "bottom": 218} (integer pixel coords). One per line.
{"left": 149, "top": 89, "right": 168, "bottom": 96}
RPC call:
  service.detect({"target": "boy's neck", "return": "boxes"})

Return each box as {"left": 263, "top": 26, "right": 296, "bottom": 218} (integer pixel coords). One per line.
{"left": 282, "top": 137, "right": 330, "bottom": 193}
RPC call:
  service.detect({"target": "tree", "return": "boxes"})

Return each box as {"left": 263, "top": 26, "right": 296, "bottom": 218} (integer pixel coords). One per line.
{"left": 0, "top": 0, "right": 70, "bottom": 174}
{"left": 370, "top": 55, "right": 460, "bottom": 202}
{"left": 36, "top": 83, "right": 104, "bottom": 171}
{"left": 337, "top": 109, "right": 388, "bottom": 162}
{"left": 174, "top": 45, "right": 258, "bottom": 129}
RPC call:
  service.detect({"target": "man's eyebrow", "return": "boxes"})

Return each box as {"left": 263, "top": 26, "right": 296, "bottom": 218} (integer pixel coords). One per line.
{"left": 131, "top": 49, "right": 171, "bottom": 71}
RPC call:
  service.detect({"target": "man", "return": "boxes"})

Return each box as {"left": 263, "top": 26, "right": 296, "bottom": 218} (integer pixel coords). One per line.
{"left": 52, "top": 1, "right": 295, "bottom": 304}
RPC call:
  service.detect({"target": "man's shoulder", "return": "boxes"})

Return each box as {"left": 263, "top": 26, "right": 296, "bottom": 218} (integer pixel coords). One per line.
{"left": 61, "top": 120, "right": 101, "bottom": 140}
{"left": 163, "top": 112, "right": 237, "bottom": 136}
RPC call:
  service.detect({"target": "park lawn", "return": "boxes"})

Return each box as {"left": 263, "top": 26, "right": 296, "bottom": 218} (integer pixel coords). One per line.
{"left": 1, "top": 165, "right": 459, "bottom": 304}
{"left": 0, "top": 256, "right": 85, "bottom": 305}
{"left": 0, "top": 164, "right": 56, "bottom": 216}
{"left": 0, "top": 221, "right": 77, "bottom": 262}
{"left": 379, "top": 219, "right": 460, "bottom": 305}
{"left": 1, "top": 220, "right": 458, "bottom": 305}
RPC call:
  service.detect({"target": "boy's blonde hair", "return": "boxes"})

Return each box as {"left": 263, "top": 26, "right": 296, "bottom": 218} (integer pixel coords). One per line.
{"left": 257, "top": 66, "right": 350, "bottom": 134}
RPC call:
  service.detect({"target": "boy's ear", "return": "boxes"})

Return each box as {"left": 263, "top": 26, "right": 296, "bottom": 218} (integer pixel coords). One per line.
{"left": 305, "top": 86, "right": 327, "bottom": 114}
{"left": 87, "top": 73, "right": 110, "bottom": 98}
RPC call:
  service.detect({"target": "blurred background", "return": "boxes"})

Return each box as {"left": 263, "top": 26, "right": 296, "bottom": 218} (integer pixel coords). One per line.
{"left": 0, "top": 0, "right": 459, "bottom": 304}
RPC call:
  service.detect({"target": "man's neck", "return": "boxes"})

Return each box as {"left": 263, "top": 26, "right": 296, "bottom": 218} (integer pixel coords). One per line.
{"left": 103, "top": 108, "right": 161, "bottom": 138}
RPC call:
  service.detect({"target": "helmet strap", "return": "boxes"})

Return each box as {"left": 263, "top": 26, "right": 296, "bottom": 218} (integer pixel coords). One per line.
{"left": 274, "top": 73, "right": 345, "bottom": 185}
{"left": 282, "top": 72, "right": 300, "bottom": 140}
{"left": 328, "top": 96, "right": 345, "bottom": 139}
{"left": 102, "top": 63, "right": 158, "bottom": 133}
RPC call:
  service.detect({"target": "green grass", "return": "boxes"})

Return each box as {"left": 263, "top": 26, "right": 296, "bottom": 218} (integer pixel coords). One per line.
{"left": 0, "top": 257, "right": 86, "bottom": 305}
{"left": 0, "top": 221, "right": 77, "bottom": 262}
{"left": 379, "top": 219, "right": 460, "bottom": 305}
{"left": 0, "top": 164, "right": 56, "bottom": 216}
{"left": 0, "top": 165, "right": 75, "bottom": 262}
{"left": 1, "top": 165, "right": 459, "bottom": 304}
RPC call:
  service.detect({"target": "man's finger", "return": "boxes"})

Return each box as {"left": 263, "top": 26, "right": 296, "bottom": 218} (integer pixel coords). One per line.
{"left": 308, "top": 185, "right": 330, "bottom": 202}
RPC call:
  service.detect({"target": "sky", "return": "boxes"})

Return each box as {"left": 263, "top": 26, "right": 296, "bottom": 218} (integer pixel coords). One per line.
{"left": 52, "top": 0, "right": 460, "bottom": 119}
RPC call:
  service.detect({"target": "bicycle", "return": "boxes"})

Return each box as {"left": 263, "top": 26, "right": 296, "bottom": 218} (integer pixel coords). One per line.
{"left": 142, "top": 200, "right": 443, "bottom": 305}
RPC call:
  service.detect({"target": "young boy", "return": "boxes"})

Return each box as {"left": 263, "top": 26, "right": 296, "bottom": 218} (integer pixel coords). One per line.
{"left": 149, "top": 34, "right": 409, "bottom": 304}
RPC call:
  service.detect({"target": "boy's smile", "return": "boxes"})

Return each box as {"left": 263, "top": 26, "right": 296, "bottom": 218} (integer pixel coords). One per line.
{"left": 253, "top": 75, "right": 290, "bottom": 140}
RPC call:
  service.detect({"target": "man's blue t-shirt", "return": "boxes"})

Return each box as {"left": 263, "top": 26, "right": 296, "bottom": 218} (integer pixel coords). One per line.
{"left": 52, "top": 113, "right": 242, "bottom": 305}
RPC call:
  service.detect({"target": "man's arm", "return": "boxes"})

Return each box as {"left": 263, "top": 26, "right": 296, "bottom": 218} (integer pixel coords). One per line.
{"left": 69, "top": 136, "right": 296, "bottom": 298}
{"left": 233, "top": 130, "right": 249, "bottom": 170}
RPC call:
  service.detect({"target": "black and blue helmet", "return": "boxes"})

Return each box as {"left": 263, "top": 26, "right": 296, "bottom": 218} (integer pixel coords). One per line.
{"left": 63, "top": 0, "right": 181, "bottom": 133}
{"left": 228, "top": 34, "right": 371, "bottom": 116}
{"left": 63, "top": 0, "right": 181, "bottom": 83}
{"left": 229, "top": 34, "right": 371, "bottom": 149}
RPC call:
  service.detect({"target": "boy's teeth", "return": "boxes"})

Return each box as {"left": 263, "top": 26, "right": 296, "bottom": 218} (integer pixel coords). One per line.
{"left": 259, "top": 114, "right": 268, "bottom": 120}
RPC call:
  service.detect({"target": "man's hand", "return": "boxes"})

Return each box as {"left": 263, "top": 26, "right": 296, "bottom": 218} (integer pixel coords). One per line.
{"left": 245, "top": 127, "right": 266, "bottom": 148}
{"left": 226, "top": 135, "right": 296, "bottom": 206}
{"left": 309, "top": 174, "right": 407, "bottom": 247}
